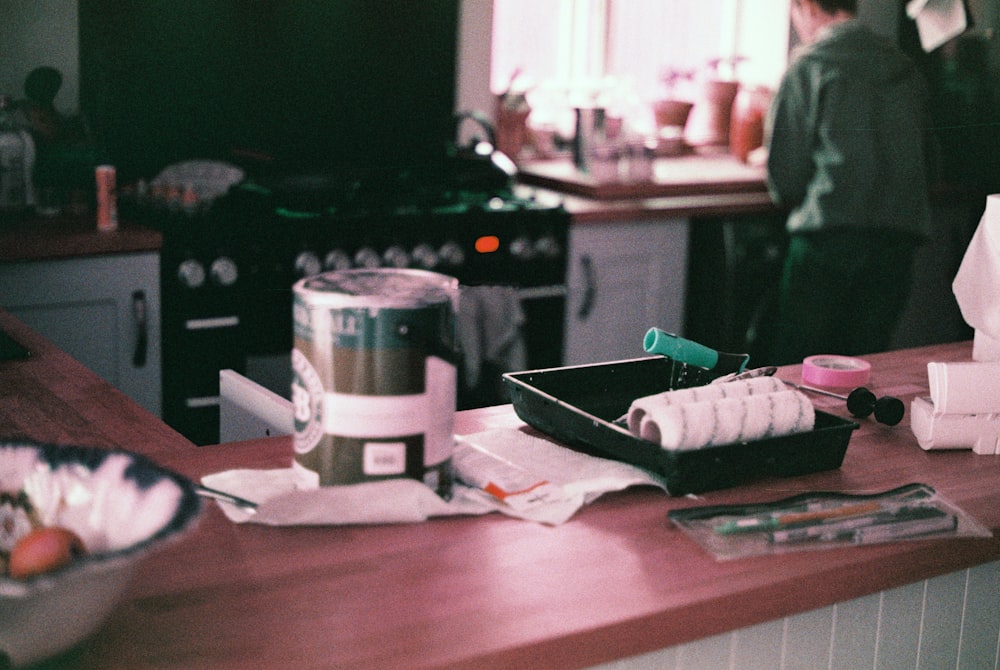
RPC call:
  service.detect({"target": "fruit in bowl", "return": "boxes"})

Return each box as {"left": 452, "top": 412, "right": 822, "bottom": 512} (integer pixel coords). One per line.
{"left": 0, "top": 441, "right": 201, "bottom": 667}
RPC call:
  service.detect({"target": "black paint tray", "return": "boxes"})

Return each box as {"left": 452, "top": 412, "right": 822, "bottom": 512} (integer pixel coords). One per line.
{"left": 502, "top": 356, "right": 859, "bottom": 496}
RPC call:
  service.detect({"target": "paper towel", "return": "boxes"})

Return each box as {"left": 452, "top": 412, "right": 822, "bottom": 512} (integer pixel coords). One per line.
{"left": 973, "top": 330, "right": 1000, "bottom": 362}
{"left": 201, "top": 427, "right": 666, "bottom": 526}
{"left": 953, "top": 194, "right": 1000, "bottom": 360}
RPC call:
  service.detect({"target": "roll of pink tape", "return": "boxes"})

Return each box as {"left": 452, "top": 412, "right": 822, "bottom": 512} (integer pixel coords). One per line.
{"left": 801, "top": 355, "right": 871, "bottom": 388}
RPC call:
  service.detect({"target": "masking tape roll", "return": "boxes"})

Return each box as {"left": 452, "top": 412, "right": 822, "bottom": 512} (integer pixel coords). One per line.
{"left": 801, "top": 355, "right": 871, "bottom": 388}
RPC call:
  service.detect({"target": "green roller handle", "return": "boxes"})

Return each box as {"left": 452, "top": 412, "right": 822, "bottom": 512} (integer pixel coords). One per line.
{"left": 643, "top": 328, "right": 750, "bottom": 374}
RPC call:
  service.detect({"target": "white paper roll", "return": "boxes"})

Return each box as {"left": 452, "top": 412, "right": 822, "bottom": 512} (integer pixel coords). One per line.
{"left": 910, "top": 396, "right": 1000, "bottom": 455}
{"left": 927, "top": 360, "right": 1000, "bottom": 415}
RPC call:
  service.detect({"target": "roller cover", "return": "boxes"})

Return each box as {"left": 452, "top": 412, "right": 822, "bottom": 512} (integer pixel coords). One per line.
{"left": 631, "top": 388, "right": 814, "bottom": 451}
{"left": 626, "top": 376, "right": 784, "bottom": 434}
{"left": 927, "top": 360, "right": 1000, "bottom": 415}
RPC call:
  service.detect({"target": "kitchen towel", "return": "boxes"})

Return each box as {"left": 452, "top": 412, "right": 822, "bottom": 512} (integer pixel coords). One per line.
{"left": 953, "top": 194, "right": 1000, "bottom": 360}
{"left": 456, "top": 285, "right": 527, "bottom": 389}
{"left": 927, "top": 360, "right": 1000, "bottom": 415}
{"left": 626, "top": 376, "right": 785, "bottom": 434}
{"left": 634, "top": 389, "right": 814, "bottom": 450}
{"left": 201, "top": 426, "right": 665, "bottom": 527}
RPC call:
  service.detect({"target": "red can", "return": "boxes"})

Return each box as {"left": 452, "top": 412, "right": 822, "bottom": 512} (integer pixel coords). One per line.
{"left": 95, "top": 165, "right": 118, "bottom": 232}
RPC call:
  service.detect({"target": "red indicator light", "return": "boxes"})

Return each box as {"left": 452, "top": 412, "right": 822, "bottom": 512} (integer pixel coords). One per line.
{"left": 475, "top": 235, "right": 501, "bottom": 254}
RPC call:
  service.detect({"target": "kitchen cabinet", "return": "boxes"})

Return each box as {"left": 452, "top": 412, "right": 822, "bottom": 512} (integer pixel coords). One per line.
{"left": 564, "top": 218, "right": 688, "bottom": 365}
{"left": 0, "top": 252, "right": 161, "bottom": 416}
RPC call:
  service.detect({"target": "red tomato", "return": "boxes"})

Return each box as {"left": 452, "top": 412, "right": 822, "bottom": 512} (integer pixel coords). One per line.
{"left": 8, "top": 527, "right": 86, "bottom": 579}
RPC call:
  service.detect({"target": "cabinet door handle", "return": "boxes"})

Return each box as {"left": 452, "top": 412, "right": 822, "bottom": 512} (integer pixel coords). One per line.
{"left": 132, "top": 290, "right": 148, "bottom": 368}
{"left": 577, "top": 255, "right": 596, "bottom": 320}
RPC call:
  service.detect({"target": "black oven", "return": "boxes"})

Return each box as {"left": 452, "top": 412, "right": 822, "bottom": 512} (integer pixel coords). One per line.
{"left": 141, "top": 175, "right": 569, "bottom": 445}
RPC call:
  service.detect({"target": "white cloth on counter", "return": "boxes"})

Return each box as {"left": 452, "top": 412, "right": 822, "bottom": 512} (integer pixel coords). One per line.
{"left": 627, "top": 379, "right": 814, "bottom": 451}
{"left": 927, "top": 360, "right": 1000, "bottom": 415}
{"left": 201, "top": 427, "right": 665, "bottom": 527}
{"left": 456, "top": 285, "right": 527, "bottom": 388}
{"left": 910, "top": 396, "right": 1000, "bottom": 455}
{"left": 953, "top": 194, "right": 1000, "bottom": 361}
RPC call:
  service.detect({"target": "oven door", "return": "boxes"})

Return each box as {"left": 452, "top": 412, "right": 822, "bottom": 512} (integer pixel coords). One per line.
{"left": 162, "top": 314, "right": 244, "bottom": 446}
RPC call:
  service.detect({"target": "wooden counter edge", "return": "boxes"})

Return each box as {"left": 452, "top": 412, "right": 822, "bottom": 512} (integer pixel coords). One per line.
{"left": 0, "top": 309, "right": 193, "bottom": 453}
{"left": 0, "top": 217, "right": 162, "bottom": 262}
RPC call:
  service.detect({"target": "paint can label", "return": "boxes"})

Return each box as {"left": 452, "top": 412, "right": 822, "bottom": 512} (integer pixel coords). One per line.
{"left": 291, "top": 269, "right": 458, "bottom": 497}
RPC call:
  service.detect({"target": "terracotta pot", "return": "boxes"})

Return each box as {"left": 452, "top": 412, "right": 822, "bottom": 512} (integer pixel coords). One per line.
{"left": 494, "top": 95, "right": 531, "bottom": 160}
{"left": 684, "top": 80, "right": 739, "bottom": 147}
{"left": 653, "top": 99, "right": 694, "bottom": 130}
{"left": 730, "top": 86, "right": 772, "bottom": 163}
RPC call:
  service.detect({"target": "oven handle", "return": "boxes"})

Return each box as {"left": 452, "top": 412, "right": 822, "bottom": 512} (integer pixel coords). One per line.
{"left": 516, "top": 285, "right": 567, "bottom": 301}
{"left": 577, "top": 255, "right": 596, "bottom": 320}
{"left": 185, "top": 316, "right": 241, "bottom": 330}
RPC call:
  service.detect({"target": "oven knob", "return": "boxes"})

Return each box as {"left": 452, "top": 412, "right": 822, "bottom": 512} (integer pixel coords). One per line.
{"left": 210, "top": 256, "right": 239, "bottom": 287}
{"left": 177, "top": 259, "right": 206, "bottom": 289}
{"left": 294, "top": 251, "right": 322, "bottom": 278}
{"left": 353, "top": 247, "right": 382, "bottom": 269}
{"left": 534, "top": 235, "right": 562, "bottom": 259}
{"left": 411, "top": 243, "right": 439, "bottom": 269}
{"left": 438, "top": 241, "right": 465, "bottom": 267}
{"left": 509, "top": 236, "right": 536, "bottom": 261}
{"left": 323, "top": 249, "right": 352, "bottom": 271}
{"left": 382, "top": 245, "right": 410, "bottom": 268}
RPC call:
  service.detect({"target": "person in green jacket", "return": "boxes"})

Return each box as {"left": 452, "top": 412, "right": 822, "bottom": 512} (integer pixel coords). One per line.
{"left": 761, "top": 0, "right": 933, "bottom": 365}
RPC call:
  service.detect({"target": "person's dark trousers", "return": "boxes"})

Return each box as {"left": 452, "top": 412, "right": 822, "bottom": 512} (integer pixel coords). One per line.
{"left": 763, "top": 230, "right": 920, "bottom": 366}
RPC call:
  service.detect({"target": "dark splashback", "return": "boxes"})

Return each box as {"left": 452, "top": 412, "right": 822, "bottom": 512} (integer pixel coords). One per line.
{"left": 79, "top": 1, "right": 459, "bottom": 181}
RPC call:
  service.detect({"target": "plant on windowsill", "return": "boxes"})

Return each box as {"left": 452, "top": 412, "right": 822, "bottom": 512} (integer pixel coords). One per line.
{"left": 652, "top": 68, "right": 696, "bottom": 131}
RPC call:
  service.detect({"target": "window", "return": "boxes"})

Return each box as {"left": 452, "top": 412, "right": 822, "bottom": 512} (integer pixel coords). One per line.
{"left": 491, "top": 0, "right": 791, "bottom": 135}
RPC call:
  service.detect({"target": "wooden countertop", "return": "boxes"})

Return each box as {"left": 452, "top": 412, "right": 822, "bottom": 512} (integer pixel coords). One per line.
{"left": 0, "top": 309, "right": 190, "bottom": 453}
{"left": 0, "top": 213, "right": 161, "bottom": 262}
{"left": 3, "top": 309, "right": 999, "bottom": 669}
{"left": 519, "top": 153, "right": 769, "bottom": 200}
{"left": 517, "top": 153, "right": 779, "bottom": 223}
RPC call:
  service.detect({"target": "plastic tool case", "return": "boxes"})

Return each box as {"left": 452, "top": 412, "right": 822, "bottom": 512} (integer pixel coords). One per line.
{"left": 502, "top": 356, "right": 858, "bottom": 495}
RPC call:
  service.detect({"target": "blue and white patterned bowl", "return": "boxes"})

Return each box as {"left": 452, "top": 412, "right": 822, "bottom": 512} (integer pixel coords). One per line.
{"left": 0, "top": 441, "right": 201, "bottom": 667}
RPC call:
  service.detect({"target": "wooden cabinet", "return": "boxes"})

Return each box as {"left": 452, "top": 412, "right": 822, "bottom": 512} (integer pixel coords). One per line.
{"left": 563, "top": 218, "right": 688, "bottom": 365}
{"left": 0, "top": 252, "right": 161, "bottom": 416}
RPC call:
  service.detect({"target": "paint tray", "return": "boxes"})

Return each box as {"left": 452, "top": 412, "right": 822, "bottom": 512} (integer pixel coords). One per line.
{"left": 501, "top": 356, "right": 859, "bottom": 496}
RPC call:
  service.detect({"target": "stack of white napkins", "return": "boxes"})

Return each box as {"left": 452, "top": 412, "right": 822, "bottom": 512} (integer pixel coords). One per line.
{"left": 202, "top": 427, "right": 666, "bottom": 527}
{"left": 910, "top": 361, "right": 1000, "bottom": 454}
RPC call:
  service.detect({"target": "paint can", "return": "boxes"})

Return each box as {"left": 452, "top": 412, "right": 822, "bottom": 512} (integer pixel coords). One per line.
{"left": 291, "top": 269, "right": 459, "bottom": 497}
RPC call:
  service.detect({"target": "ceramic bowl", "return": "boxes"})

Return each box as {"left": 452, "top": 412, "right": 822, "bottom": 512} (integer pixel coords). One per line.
{"left": 0, "top": 441, "right": 201, "bottom": 667}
